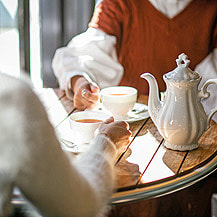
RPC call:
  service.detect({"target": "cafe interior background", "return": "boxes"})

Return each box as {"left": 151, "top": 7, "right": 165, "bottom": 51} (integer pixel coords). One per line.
{"left": 0, "top": 0, "right": 99, "bottom": 89}
{"left": 2, "top": 1, "right": 217, "bottom": 217}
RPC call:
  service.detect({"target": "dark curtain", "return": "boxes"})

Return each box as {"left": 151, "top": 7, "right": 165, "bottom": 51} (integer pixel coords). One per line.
{"left": 40, "top": 0, "right": 95, "bottom": 87}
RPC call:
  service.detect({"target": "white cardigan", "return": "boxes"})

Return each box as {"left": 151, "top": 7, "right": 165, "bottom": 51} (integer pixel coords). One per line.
{"left": 52, "top": 0, "right": 217, "bottom": 122}
{"left": 0, "top": 73, "right": 117, "bottom": 217}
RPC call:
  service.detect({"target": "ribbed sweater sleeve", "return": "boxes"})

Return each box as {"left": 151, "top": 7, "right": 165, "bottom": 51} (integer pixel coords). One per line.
{"left": 73, "top": 134, "right": 117, "bottom": 206}
{"left": 0, "top": 73, "right": 118, "bottom": 217}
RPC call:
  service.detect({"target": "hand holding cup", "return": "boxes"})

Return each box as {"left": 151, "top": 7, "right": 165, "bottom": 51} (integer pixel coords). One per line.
{"left": 96, "top": 117, "right": 132, "bottom": 154}
{"left": 71, "top": 76, "right": 99, "bottom": 110}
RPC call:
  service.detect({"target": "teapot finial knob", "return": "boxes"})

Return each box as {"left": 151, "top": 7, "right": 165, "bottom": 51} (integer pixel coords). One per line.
{"left": 176, "top": 53, "right": 190, "bottom": 68}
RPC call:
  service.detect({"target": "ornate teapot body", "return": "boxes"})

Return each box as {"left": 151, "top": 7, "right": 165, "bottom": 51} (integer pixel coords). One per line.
{"left": 141, "top": 53, "right": 217, "bottom": 151}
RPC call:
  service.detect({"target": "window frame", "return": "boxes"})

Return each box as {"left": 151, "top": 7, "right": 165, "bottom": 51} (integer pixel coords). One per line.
{"left": 18, "top": 0, "right": 30, "bottom": 74}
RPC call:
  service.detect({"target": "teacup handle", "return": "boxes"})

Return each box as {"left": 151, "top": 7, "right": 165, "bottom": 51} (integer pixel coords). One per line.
{"left": 199, "top": 78, "right": 217, "bottom": 125}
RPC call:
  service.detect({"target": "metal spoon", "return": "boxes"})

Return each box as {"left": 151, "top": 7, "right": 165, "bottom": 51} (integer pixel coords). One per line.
{"left": 59, "top": 138, "right": 78, "bottom": 149}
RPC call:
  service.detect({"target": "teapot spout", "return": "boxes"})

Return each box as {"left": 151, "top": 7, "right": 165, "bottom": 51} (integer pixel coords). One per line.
{"left": 140, "top": 73, "right": 161, "bottom": 124}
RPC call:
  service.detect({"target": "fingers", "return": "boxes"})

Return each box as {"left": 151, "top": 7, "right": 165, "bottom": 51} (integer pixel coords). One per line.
{"left": 90, "top": 83, "right": 99, "bottom": 93}
{"left": 74, "top": 87, "right": 99, "bottom": 110}
{"left": 98, "top": 120, "right": 131, "bottom": 144}
{"left": 81, "top": 88, "right": 99, "bottom": 104}
{"left": 114, "top": 123, "right": 132, "bottom": 138}
{"left": 81, "top": 89, "right": 87, "bottom": 97}
{"left": 109, "top": 125, "right": 132, "bottom": 150}
{"left": 103, "top": 117, "right": 114, "bottom": 124}
{"left": 71, "top": 76, "right": 100, "bottom": 110}
{"left": 114, "top": 120, "right": 130, "bottom": 130}
{"left": 74, "top": 92, "right": 95, "bottom": 110}
{"left": 102, "top": 119, "right": 129, "bottom": 131}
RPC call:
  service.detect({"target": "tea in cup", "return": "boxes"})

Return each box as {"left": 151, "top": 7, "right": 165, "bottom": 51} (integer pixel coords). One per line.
{"left": 100, "top": 86, "right": 137, "bottom": 120}
{"left": 69, "top": 111, "right": 110, "bottom": 144}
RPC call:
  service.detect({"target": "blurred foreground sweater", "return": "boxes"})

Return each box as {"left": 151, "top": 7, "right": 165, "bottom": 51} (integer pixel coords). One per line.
{"left": 0, "top": 73, "right": 117, "bottom": 217}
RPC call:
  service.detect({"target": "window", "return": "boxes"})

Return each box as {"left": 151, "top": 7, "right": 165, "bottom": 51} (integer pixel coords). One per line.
{"left": 0, "top": 0, "right": 95, "bottom": 89}
{"left": 0, "top": 0, "right": 20, "bottom": 77}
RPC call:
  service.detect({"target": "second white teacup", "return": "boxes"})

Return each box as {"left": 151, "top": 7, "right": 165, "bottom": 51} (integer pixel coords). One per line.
{"left": 100, "top": 86, "right": 137, "bottom": 120}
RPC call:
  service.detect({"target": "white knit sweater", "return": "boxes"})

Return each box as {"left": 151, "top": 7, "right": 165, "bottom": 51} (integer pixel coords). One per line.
{"left": 0, "top": 73, "right": 117, "bottom": 217}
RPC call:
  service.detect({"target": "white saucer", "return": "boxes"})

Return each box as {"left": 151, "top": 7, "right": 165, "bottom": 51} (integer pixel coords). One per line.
{"left": 90, "top": 103, "right": 149, "bottom": 123}
{"left": 59, "top": 138, "right": 90, "bottom": 153}
{"left": 126, "top": 103, "right": 149, "bottom": 122}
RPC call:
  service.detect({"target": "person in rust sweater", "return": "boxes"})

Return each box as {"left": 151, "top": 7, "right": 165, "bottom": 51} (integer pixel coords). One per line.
{"left": 52, "top": 1, "right": 217, "bottom": 216}
{"left": 52, "top": 0, "right": 217, "bottom": 122}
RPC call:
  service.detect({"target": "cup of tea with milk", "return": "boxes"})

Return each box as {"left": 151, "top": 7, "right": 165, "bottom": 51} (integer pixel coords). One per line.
{"left": 69, "top": 111, "right": 110, "bottom": 144}
{"left": 100, "top": 86, "right": 138, "bottom": 120}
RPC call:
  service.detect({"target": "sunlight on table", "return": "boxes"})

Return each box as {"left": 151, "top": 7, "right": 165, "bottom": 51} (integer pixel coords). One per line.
{"left": 126, "top": 131, "right": 174, "bottom": 183}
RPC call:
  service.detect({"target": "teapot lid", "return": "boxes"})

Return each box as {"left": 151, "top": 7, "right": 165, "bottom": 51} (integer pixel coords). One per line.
{"left": 165, "top": 53, "right": 199, "bottom": 81}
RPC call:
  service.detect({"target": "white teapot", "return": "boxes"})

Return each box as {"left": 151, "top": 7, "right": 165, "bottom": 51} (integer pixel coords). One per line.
{"left": 141, "top": 53, "right": 217, "bottom": 151}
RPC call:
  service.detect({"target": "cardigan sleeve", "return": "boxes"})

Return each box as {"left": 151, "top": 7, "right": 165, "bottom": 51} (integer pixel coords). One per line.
{"left": 0, "top": 73, "right": 119, "bottom": 217}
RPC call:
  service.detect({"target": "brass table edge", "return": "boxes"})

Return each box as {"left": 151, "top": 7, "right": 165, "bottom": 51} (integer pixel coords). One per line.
{"left": 110, "top": 154, "right": 217, "bottom": 205}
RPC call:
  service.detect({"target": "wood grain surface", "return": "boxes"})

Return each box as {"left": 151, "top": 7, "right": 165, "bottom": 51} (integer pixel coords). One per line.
{"left": 38, "top": 89, "right": 217, "bottom": 217}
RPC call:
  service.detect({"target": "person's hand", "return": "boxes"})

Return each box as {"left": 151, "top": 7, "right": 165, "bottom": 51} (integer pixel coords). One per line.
{"left": 96, "top": 117, "right": 132, "bottom": 153}
{"left": 71, "top": 76, "right": 99, "bottom": 110}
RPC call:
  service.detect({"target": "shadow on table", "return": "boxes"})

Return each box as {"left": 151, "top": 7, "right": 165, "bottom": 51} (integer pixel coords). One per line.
{"left": 115, "top": 148, "right": 141, "bottom": 188}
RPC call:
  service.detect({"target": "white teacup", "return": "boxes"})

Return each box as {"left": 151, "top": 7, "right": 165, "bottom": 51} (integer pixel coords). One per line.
{"left": 69, "top": 111, "right": 110, "bottom": 144}
{"left": 100, "top": 86, "right": 137, "bottom": 120}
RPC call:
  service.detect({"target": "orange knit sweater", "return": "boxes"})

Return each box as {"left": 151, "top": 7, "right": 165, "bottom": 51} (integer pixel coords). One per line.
{"left": 89, "top": 0, "right": 217, "bottom": 94}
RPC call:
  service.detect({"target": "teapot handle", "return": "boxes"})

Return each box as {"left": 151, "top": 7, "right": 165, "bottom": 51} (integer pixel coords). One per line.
{"left": 199, "top": 78, "right": 217, "bottom": 125}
